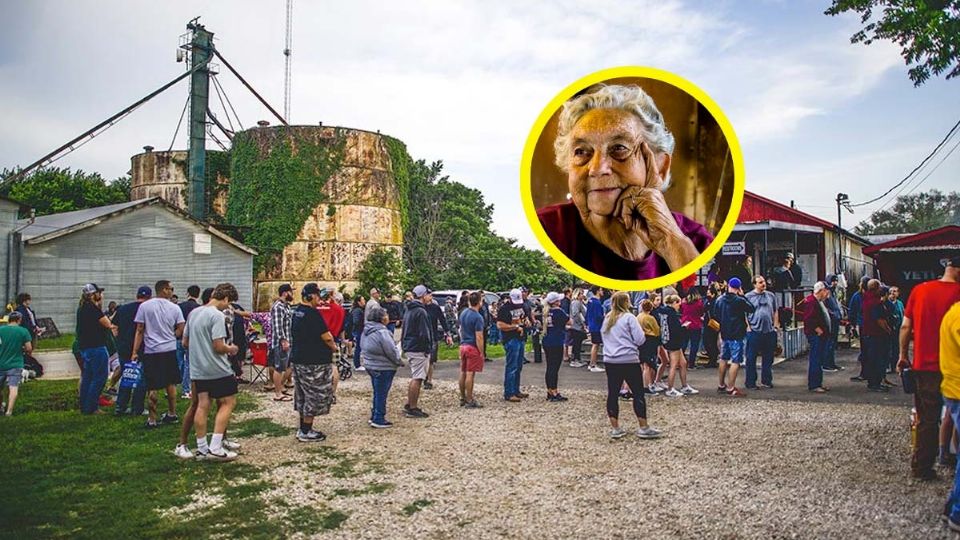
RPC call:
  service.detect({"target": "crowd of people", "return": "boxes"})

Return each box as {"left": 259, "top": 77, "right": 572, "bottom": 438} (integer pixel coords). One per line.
{"left": 4, "top": 252, "right": 960, "bottom": 532}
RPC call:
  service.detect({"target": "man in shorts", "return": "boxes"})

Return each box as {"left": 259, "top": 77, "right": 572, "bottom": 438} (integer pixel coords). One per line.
{"left": 458, "top": 291, "right": 485, "bottom": 408}
{"left": 132, "top": 280, "right": 186, "bottom": 428}
{"left": 291, "top": 283, "right": 338, "bottom": 442}
{"left": 269, "top": 284, "right": 294, "bottom": 402}
{"left": 401, "top": 285, "right": 434, "bottom": 418}
{"left": 0, "top": 312, "right": 33, "bottom": 416}
{"left": 714, "top": 278, "right": 756, "bottom": 397}
{"left": 179, "top": 283, "right": 241, "bottom": 461}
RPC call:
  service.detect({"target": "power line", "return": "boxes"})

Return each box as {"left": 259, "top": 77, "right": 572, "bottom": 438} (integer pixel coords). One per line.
{"left": 850, "top": 116, "right": 960, "bottom": 208}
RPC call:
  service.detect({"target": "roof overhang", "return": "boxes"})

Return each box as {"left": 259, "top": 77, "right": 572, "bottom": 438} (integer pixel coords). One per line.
{"left": 734, "top": 220, "right": 823, "bottom": 234}
{"left": 23, "top": 197, "right": 257, "bottom": 256}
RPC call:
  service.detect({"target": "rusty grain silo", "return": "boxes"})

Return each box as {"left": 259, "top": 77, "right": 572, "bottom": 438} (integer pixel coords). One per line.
{"left": 129, "top": 147, "right": 230, "bottom": 217}
{"left": 239, "top": 125, "right": 404, "bottom": 310}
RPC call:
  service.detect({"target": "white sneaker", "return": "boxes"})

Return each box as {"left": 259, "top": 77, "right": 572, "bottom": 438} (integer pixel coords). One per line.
{"left": 180, "top": 392, "right": 191, "bottom": 400}
{"left": 174, "top": 444, "right": 193, "bottom": 460}
{"left": 588, "top": 365, "right": 605, "bottom": 373}
{"left": 355, "top": 366, "right": 366, "bottom": 372}
{"left": 648, "top": 384, "right": 662, "bottom": 394}
{"left": 205, "top": 448, "right": 238, "bottom": 462}
{"left": 222, "top": 439, "right": 241, "bottom": 451}
{"left": 636, "top": 426, "right": 663, "bottom": 439}
{"left": 680, "top": 385, "right": 699, "bottom": 395}
{"left": 654, "top": 382, "right": 669, "bottom": 392}
{"left": 609, "top": 427, "right": 627, "bottom": 439}
{"left": 569, "top": 361, "right": 586, "bottom": 368}
{"left": 664, "top": 388, "right": 684, "bottom": 398}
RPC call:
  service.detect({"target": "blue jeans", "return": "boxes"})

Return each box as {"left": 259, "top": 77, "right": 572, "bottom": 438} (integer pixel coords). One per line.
{"left": 806, "top": 334, "right": 824, "bottom": 390}
{"left": 945, "top": 399, "right": 960, "bottom": 522}
{"left": 822, "top": 330, "right": 838, "bottom": 369}
{"left": 503, "top": 338, "right": 524, "bottom": 399}
{"left": 745, "top": 331, "right": 777, "bottom": 388}
{"left": 352, "top": 332, "right": 362, "bottom": 368}
{"left": 367, "top": 369, "right": 396, "bottom": 424}
{"left": 685, "top": 328, "right": 702, "bottom": 367}
{"left": 79, "top": 347, "right": 109, "bottom": 414}
{"left": 176, "top": 341, "right": 190, "bottom": 395}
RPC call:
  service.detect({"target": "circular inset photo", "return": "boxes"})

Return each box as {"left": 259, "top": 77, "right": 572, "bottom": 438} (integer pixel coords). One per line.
{"left": 521, "top": 67, "right": 745, "bottom": 290}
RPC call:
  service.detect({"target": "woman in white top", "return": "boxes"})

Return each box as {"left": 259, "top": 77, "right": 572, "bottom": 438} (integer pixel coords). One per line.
{"left": 601, "top": 292, "right": 662, "bottom": 440}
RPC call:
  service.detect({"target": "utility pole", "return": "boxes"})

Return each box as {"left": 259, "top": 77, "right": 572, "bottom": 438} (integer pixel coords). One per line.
{"left": 836, "top": 193, "right": 851, "bottom": 273}
{"left": 284, "top": 0, "right": 293, "bottom": 121}
{"left": 187, "top": 19, "right": 213, "bottom": 221}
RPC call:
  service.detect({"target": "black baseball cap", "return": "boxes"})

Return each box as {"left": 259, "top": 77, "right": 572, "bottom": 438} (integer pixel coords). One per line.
{"left": 136, "top": 286, "right": 152, "bottom": 298}
{"left": 301, "top": 283, "right": 321, "bottom": 298}
{"left": 942, "top": 254, "right": 960, "bottom": 268}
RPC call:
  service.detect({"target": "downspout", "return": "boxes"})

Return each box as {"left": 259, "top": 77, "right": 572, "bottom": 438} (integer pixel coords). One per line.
{"left": 8, "top": 209, "right": 34, "bottom": 308}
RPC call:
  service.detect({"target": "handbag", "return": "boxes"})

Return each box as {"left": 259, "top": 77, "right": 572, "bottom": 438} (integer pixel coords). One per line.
{"left": 707, "top": 318, "right": 721, "bottom": 332}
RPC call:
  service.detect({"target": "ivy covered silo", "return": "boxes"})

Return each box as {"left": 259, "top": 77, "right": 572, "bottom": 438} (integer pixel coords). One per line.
{"left": 226, "top": 125, "right": 407, "bottom": 310}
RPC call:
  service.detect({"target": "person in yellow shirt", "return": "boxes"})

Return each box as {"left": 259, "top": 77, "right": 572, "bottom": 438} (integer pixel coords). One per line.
{"left": 941, "top": 301, "right": 960, "bottom": 531}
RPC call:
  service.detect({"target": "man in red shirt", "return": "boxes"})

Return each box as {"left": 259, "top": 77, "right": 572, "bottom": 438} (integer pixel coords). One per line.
{"left": 898, "top": 255, "right": 960, "bottom": 481}
{"left": 317, "top": 290, "right": 346, "bottom": 339}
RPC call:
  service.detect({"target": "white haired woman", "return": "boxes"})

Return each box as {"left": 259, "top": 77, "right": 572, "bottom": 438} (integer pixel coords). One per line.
{"left": 538, "top": 84, "right": 713, "bottom": 280}
{"left": 601, "top": 291, "right": 662, "bottom": 439}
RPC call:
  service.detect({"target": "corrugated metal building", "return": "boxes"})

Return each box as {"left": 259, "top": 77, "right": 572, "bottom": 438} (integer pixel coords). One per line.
{"left": 863, "top": 225, "right": 960, "bottom": 300}
{"left": 16, "top": 197, "right": 255, "bottom": 330}
{"left": 0, "top": 196, "right": 29, "bottom": 305}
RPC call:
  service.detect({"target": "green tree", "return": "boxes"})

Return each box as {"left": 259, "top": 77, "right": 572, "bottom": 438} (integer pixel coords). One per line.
{"left": 854, "top": 189, "right": 960, "bottom": 234}
{"left": 825, "top": 0, "right": 960, "bottom": 85}
{"left": 0, "top": 167, "right": 130, "bottom": 216}
{"left": 357, "top": 247, "right": 407, "bottom": 297}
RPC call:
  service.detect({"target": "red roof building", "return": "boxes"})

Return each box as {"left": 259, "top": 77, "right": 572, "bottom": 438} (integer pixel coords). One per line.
{"left": 862, "top": 225, "right": 960, "bottom": 298}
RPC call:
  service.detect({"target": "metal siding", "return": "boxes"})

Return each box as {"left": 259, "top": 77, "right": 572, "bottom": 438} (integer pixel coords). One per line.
{"left": 21, "top": 205, "right": 252, "bottom": 332}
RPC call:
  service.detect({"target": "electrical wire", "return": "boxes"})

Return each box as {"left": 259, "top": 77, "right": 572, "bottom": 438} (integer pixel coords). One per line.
{"left": 168, "top": 93, "right": 191, "bottom": 152}
{"left": 850, "top": 116, "right": 960, "bottom": 208}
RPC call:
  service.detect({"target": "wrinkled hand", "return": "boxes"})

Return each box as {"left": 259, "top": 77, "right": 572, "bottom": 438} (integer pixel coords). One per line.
{"left": 612, "top": 142, "right": 699, "bottom": 270}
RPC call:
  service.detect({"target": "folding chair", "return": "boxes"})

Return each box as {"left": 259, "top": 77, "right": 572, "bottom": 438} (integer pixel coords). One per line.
{"left": 249, "top": 341, "right": 270, "bottom": 385}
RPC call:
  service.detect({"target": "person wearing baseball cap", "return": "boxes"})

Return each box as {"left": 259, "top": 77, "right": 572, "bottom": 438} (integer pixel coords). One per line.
{"left": 899, "top": 251, "right": 960, "bottom": 481}
{"left": 112, "top": 286, "right": 151, "bottom": 416}
{"left": 289, "top": 283, "right": 338, "bottom": 442}
{"left": 401, "top": 285, "right": 434, "bottom": 418}
{"left": 76, "top": 283, "right": 117, "bottom": 414}
{"left": 713, "top": 276, "right": 756, "bottom": 397}
{"left": 543, "top": 292, "right": 570, "bottom": 402}
{"left": 498, "top": 288, "right": 530, "bottom": 401}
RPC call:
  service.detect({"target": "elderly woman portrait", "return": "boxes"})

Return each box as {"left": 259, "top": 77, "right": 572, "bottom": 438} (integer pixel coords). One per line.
{"left": 537, "top": 84, "right": 715, "bottom": 280}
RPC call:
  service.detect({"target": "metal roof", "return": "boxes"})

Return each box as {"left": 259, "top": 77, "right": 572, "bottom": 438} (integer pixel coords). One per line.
{"left": 17, "top": 197, "right": 257, "bottom": 255}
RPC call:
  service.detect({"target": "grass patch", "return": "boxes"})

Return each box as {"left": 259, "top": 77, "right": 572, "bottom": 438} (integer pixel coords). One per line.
{"left": 306, "top": 446, "right": 385, "bottom": 478}
{"left": 231, "top": 416, "right": 292, "bottom": 438}
{"left": 0, "top": 380, "right": 304, "bottom": 539}
{"left": 35, "top": 333, "right": 74, "bottom": 351}
{"left": 436, "top": 342, "right": 531, "bottom": 361}
{"left": 332, "top": 482, "right": 394, "bottom": 498}
{"left": 402, "top": 499, "right": 434, "bottom": 516}
{"left": 287, "top": 506, "right": 349, "bottom": 531}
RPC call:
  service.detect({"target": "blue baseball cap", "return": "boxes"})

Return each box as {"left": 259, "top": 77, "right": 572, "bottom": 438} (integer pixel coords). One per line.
{"left": 728, "top": 277, "right": 742, "bottom": 289}
{"left": 137, "top": 286, "right": 152, "bottom": 298}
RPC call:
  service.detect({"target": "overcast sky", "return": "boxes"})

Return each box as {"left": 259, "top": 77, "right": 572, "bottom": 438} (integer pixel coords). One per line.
{"left": 2, "top": 0, "right": 957, "bottom": 249}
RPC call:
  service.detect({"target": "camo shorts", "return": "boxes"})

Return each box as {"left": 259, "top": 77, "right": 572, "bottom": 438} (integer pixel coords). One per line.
{"left": 293, "top": 363, "right": 335, "bottom": 417}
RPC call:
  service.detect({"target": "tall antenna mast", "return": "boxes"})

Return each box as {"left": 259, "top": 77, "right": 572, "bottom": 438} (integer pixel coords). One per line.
{"left": 283, "top": 0, "right": 293, "bottom": 121}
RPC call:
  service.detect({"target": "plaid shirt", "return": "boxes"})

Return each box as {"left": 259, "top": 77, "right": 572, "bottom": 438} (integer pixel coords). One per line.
{"left": 270, "top": 299, "right": 292, "bottom": 348}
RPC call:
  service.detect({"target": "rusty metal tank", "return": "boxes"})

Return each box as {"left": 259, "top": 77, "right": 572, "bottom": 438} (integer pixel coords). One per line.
{"left": 129, "top": 147, "right": 230, "bottom": 217}
{"left": 239, "top": 125, "right": 403, "bottom": 310}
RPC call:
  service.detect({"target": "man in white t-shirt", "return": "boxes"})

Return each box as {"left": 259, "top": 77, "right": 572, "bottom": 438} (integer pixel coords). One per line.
{"left": 132, "top": 280, "right": 186, "bottom": 428}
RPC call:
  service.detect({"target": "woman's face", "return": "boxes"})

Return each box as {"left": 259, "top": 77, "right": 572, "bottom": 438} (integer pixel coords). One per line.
{"left": 566, "top": 108, "right": 660, "bottom": 218}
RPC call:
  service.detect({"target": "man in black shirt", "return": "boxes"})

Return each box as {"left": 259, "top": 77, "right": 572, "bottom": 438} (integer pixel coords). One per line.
{"left": 498, "top": 289, "right": 530, "bottom": 402}
{"left": 290, "top": 283, "right": 337, "bottom": 442}
{"left": 423, "top": 296, "right": 452, "bottom": 390}
{"left": 77, "top": 283, "right": 117, "bottom": 414}
{"left": 113, "top": 286, "right": 151, "bottom": 415}
{"left": 176, "top": 285, "right": 201, "bottom": 398}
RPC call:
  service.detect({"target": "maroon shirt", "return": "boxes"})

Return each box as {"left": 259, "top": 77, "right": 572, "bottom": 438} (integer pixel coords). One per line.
{"left": 537, "top": 201, "right": 713, "bottom": 280}
{"left": 800, "top": 294, "right": 830, "bottom": 337}
{"left": 860, "top": 290, "right": 884, "bottom": 337}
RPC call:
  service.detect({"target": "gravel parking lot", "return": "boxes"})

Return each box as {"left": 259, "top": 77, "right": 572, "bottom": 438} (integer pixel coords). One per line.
{"left": 185, "top": 349, "right": 954, "bottom": 539}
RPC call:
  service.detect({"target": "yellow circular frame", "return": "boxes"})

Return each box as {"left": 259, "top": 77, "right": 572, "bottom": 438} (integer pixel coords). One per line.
{"left": 520, "top": 66, "right": 745, "bottom": 291}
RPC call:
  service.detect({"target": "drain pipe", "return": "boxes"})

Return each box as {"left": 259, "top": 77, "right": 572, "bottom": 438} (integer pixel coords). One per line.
{"left": 7, "top": 209, "right": 34, "bottom": 310}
